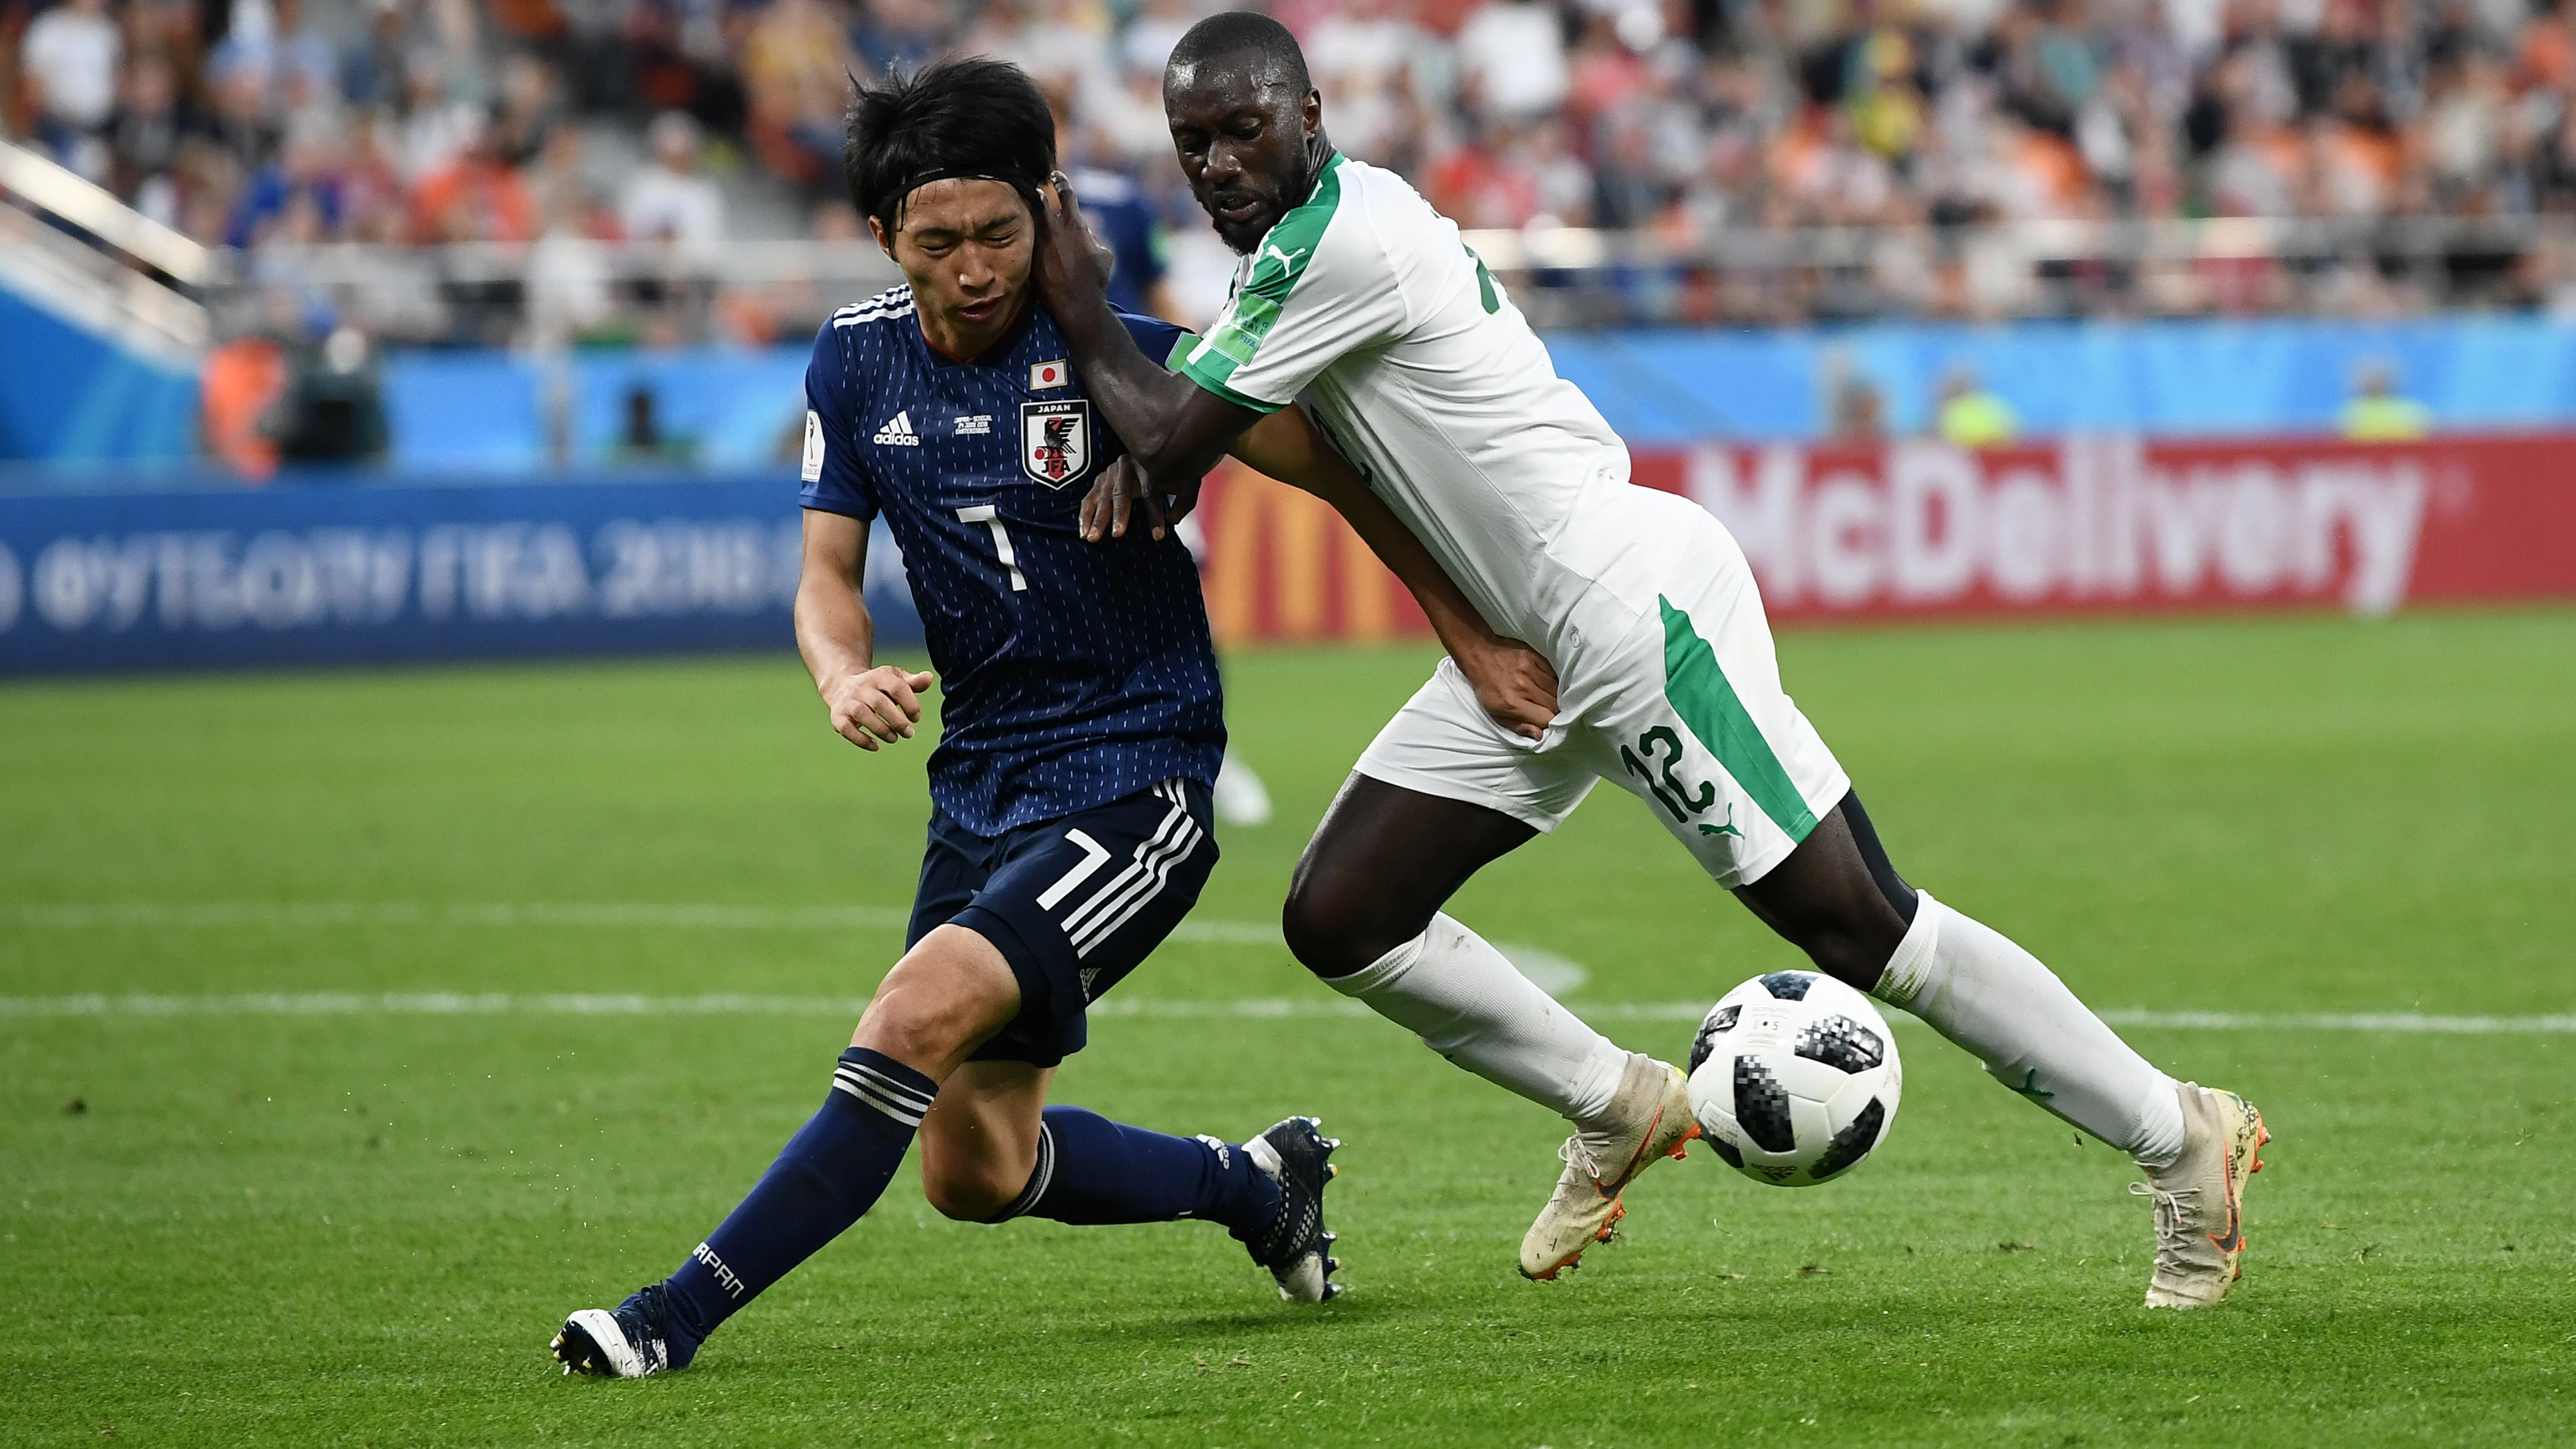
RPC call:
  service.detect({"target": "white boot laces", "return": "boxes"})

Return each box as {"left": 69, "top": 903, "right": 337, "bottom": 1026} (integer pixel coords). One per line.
{"left": 2131, "top": 1180, "right": 2201, "bottom": 1275}
{"left": 1558, "top": 1132, "right": 1608, "bottom": 1187}
{"left": 1560, "top": 1055, "right": 1663, "bottom": 1190}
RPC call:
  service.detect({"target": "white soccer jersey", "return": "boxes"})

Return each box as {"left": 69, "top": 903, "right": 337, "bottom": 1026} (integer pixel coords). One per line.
{"left": 1176, "top": 153, "right": 1649, "bottom": 650}
{"left": 1176, "top": 152, "right": 1850, "bottom": 883}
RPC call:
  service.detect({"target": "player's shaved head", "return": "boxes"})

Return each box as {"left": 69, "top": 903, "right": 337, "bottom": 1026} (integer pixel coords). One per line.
{"left": 1165, "top": 11, "right": 1311, "bottom": 96}
{"left": 1162, "top": 11, "right": 1331, "bottom": 254}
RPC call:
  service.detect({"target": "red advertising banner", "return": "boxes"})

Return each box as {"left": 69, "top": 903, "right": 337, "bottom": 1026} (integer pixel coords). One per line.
{"left": 1198, "top": 433, "right": 2576, "bottom": 642}
{"left": 1639, "top": 433, "right": 2576, "bottom": 623}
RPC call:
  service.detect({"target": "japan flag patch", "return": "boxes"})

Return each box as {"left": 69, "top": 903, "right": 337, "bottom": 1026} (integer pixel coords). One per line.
{"left": 801, "top": 409, "right": 825, "bottom": 481}
{"left": 1020, "top": 400, "right": 1092, "bottom": 488}
{"left": 1029, "top": 359, "right": 1070, "bottom": 389}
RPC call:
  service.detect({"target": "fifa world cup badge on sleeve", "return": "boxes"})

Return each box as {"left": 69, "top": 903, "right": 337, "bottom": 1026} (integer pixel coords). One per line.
{"left": 1020, "top": 401, "right": 1092, "bottom": 488}
{"left": 801, "top": 410, "right": 825, "bottom": 482}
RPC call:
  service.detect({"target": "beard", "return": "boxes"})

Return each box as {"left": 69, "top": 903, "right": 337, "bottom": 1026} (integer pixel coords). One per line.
{"left": 1210, "top": 208, "right": 1275, "bottom": 254}
{"left": 1197, "top": 152, "right": 1311, "bottom": 254}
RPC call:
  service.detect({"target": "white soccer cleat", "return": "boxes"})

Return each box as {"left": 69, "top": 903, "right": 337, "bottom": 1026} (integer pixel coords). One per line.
{"left": 1520, "top": 1053, "right": 1698, "bottom": 1281}
{"left": 2133, "top": 1082, "right": 2270, "bottom": 1310}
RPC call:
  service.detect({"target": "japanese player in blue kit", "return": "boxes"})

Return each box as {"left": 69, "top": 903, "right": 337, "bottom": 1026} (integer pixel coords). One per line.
{"left": 550, "top": 57, "right": 1563, "bottom": 1376}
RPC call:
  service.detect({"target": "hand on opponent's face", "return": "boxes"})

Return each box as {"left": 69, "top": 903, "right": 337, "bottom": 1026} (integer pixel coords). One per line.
{"left": 1032, "top": 171, "right": 1118, "bottom": 315}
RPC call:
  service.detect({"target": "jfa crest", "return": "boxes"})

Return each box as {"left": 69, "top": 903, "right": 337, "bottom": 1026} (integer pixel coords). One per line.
{"left": 1019, "top": 401, "right": 1092, "bottom": 488}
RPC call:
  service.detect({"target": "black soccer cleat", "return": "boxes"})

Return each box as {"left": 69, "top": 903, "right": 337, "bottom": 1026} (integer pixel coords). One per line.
{"left": 1243, "top": 1116, "right": 1344, "bottom": 1303}
{"left": 551, "top": 1281, "right": 692, "bottom": 1378}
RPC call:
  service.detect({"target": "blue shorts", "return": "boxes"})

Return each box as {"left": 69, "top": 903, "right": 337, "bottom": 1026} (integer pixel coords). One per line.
{"left": 906, "top": 777, "right": 1219, "bottom": 1068}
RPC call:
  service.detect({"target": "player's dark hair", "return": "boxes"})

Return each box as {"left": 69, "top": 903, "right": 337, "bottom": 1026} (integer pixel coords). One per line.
{"left": 843, "top": 57, "right": 1056, "bottom": 236}
{"left": 1166, "top": 11, "right": 1313, "bottom": 94}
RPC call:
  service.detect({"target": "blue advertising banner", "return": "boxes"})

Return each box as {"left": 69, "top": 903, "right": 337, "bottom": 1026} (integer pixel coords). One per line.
{"left": 0, "top": 477, "right": 921, "bottom": 674}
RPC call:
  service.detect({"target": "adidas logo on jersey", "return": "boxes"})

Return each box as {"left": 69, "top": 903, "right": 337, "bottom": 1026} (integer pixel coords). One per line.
{"left": 872, "top": 411, "right": 921, "bottom": 447}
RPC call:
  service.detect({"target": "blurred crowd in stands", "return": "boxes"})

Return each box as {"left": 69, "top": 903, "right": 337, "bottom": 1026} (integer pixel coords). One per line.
{"left": 14, "top": 0, "right": 2576, "bottom": 342}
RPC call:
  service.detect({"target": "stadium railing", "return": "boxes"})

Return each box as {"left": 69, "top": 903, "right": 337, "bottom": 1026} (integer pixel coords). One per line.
{"left": 200, "top": 238, "right": 906, "bottom": 353}
{"left": 0, "top": 139, "right": 210, "bottom": 361}
{"left": 1456, "top": 213, "right": 2559, "bottom": 328}
{"left": 188, "top": 212, "right": 2575, "bottom": 343}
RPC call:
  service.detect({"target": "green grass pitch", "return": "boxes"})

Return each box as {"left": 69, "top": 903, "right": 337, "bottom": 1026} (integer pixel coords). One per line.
{"left": 4, "top": 609, "right": 2573, "bottom": 1446}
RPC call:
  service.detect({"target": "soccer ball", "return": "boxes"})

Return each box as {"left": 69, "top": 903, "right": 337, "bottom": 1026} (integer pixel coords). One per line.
{"left": 1685, "top": 970, "right": 1902, "bottom": 1187}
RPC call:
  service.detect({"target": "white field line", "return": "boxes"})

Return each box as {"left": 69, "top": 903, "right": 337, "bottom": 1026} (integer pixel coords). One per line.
{"left": 0, "top": 992, "right": 2568, "bottom": 1034}
{"left": 2097, "top": 1009, "right": 2576, "bottom": 1034}
{"left": 6, "top": 904, "right": 2563, "bottom": 1032}
{"left": 3, "top": 900, "right": 1278, "bottom": 943}
{"left": 0, "top": 901, "right": 1586, "bottom": 992}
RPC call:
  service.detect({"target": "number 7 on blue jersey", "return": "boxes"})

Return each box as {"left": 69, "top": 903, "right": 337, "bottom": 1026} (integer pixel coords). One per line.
{"left": 955, "top": 506, "right": 1026, "bottom": 592}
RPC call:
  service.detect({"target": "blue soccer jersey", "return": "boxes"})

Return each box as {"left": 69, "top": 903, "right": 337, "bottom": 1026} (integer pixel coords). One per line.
{"left": 800, "top": 286, "right": 1223, "bottom": 836}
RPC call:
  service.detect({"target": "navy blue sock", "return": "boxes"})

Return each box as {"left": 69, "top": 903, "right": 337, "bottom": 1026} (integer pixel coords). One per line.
{"left": 660, "top": 1048, "right": 935, "bottom": 1355}
{"left": 997, "top": 1105, "right": 1281, "bottom": 1244}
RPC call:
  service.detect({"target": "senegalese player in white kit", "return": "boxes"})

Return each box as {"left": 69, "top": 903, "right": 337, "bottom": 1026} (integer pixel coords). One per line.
{"left": 1037, "top": 12, "right": 2268, "bottom": 1308}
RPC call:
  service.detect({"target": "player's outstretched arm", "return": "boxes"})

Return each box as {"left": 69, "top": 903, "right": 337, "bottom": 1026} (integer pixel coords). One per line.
{"left": 1034, "top": 172, "right": 1261, "bottom": 485}
{"left": 795, "top": 509, "right": 935, "bottom": 753}
{"left": 1230, "top": 409, "right": 1558, "bottom": 740}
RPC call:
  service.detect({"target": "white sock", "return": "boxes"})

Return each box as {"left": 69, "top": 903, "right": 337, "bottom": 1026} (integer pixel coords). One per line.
{"left": 1325, "top": 913, "right": 1630, "bottom": 1122}
{"left": 1873, "top": 891, "right": 2187, "bottom": 1168}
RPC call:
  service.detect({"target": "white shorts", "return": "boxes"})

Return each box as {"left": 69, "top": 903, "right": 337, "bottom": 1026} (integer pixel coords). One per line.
{"left": 1354, "top": 497, "right": 1848, "bottom": 887}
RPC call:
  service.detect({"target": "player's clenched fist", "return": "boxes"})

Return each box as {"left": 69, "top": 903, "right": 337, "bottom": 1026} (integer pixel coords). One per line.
{"left": 821, "top": 666, "right": 936, "bottom": 751}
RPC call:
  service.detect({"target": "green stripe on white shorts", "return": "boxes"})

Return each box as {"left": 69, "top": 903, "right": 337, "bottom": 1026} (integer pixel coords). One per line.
{"left": 1657, "top": 595, "right": 1821, "bottom": 843}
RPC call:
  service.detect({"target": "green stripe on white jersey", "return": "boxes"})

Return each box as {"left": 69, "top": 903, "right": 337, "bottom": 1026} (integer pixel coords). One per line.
{"left": 1178, "top": 156, "right": 1343, "bottom": 413}
{"left": 1171, "top": 152, "right": 1639, "bottom": 649}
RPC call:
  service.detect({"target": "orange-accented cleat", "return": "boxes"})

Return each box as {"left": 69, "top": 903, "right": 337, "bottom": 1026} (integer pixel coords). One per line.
{"left": 2132, "top": 1083, "right": 2269, "bottom": 1309}
{"left": 1520, "top": 1054, "right": 1697, "bottom": 1281}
